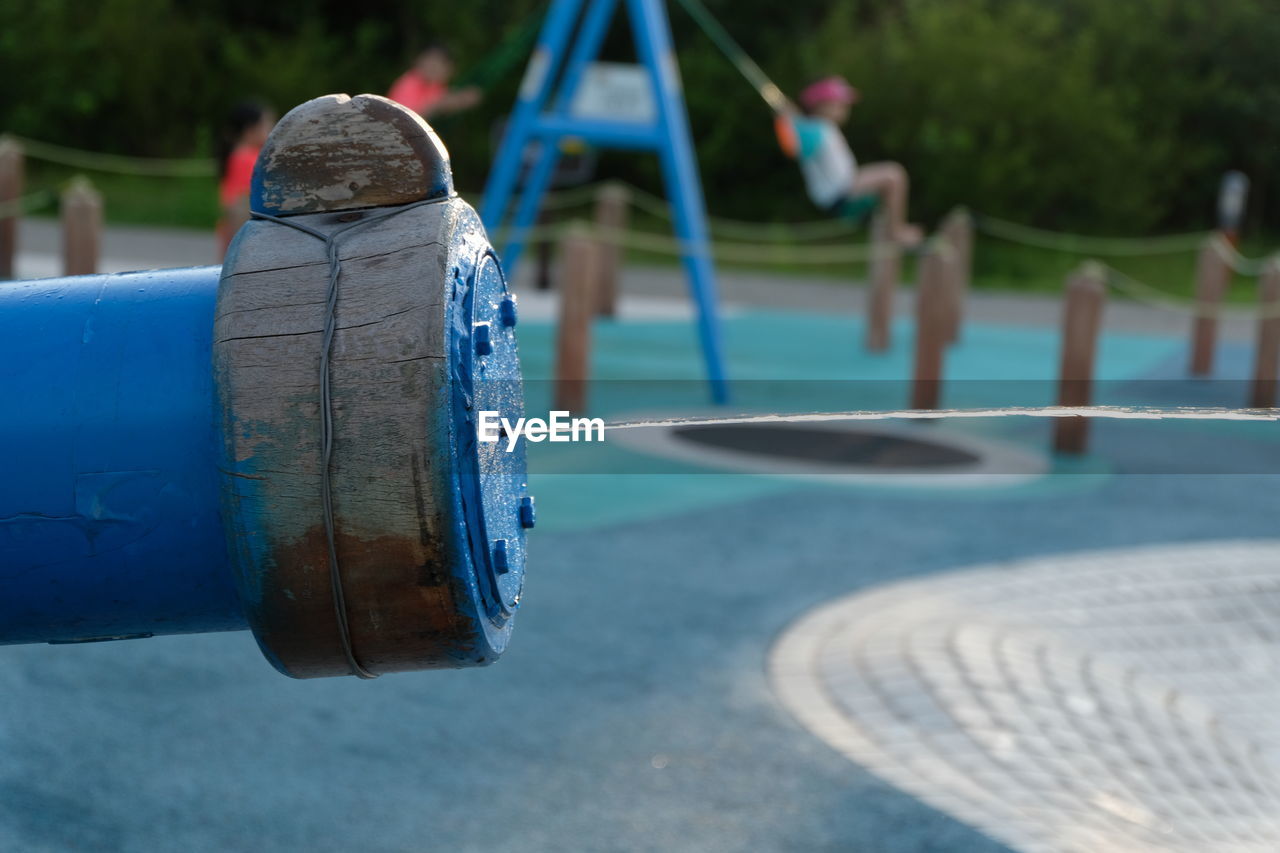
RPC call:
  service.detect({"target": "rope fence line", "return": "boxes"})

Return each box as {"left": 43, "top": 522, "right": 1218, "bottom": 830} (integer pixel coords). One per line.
{"left": 622, "top": 185, "right": 865, "bottom": 241}
{"left": 0, "top": 190, "right": 55, "bottom": 218}
{"left": 4, "top": 135, "right": 1275, "bottom": 265}
{"left": 547, "top": 182, "right": 1280, "bottom": 275}
{"left": 973, "top": 213, "right": 1208, "bottom": 256}
{"left": 532, "top": 182, "right": 1280, "bottom": 320}
{"left": 501, "top": 220, "right": 887, "bottom": 265}
{"left": 540, "top": 182, "right": 1280, "bottom": 269}
{"left": 976, "top": 214, "right": 1278, "bottom": 276}
{"left": 3, "top": 136, "right": 1279, "bottom": 312}
{"left": 536, "top": 180, "right": 617, "bottom": 212}
{"left": 534, "top": 180, "right": 865, "bottom": 241}
{"left": 0, "top": 180, "right": 1269, "bottom": 319}
{"left": 1093, "top": 264, "right": 1194, "bottom": 316}
{"left": 4, "top": 135, "right": 216, "bottom": 178}
{"left": 10, "top": 133, "right": 1264, "bottom": 417}
{"left": 507, "top": 215, "right": 1278, "bottom": 318}
{"left": 1100, "top": 261, "right": 1280, "bottom": 321}
{"left": 1207, "top": 232, "right": 1274, "bottom": 277}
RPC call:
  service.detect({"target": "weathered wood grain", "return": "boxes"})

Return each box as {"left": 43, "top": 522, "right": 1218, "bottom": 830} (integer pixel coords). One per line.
{"left": 866, "top": 211, "right": 900, "bottom": 352}
{"left": 1190, "top": 236, "right": 1230, "bottom": 376}
{"left": 554, "top": 226, "right": 598, "bottom": 414}
{"left": 252, "top": 94, "right": 453, "bottom": 215}
{"left": 61, "top": 176, "right": 101, "bottom": 276}
{"left": 1054, "top": 265, "right": 1106, "bottom": 454}
{"left": 216, "top": 197, "right": 485, "bottom": 677}
{"left": 593, "top": 183, "right": 630, "bottom": 317}
{"left": 0, "top": 137, "right": 22, "bottom": 279}
{"left": 910, "top": 245, "right": 948, "bottom": 410}
{"left": 939, "top": 207, "right": 973, "bottom": 344}
{"left": 1251, "top": 261, "right": 1280, "bottom": 409}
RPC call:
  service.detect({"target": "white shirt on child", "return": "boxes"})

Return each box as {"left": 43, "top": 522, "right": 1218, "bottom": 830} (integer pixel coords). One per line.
{"left": 790, "top": 116, "right": 857, "bottom": 210}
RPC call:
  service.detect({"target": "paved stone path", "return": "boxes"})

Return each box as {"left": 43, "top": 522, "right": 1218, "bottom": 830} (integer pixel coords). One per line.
{"left": 771, "top": 540, "right": 1280, "bottom": 853}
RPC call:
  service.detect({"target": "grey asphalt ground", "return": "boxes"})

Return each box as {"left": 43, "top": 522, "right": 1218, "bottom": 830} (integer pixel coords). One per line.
{"left": 4, "top": 460, "right": 1278, "bottom": 851}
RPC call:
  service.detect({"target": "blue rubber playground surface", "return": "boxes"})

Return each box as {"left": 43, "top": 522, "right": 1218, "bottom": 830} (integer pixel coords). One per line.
{"left": 3, "top": 303, "right": 1278, "bottom": 852}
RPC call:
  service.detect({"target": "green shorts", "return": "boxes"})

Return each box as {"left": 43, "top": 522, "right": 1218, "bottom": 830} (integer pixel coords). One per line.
{"left": 828, "top": 194, "right": 879, "bottom": 224}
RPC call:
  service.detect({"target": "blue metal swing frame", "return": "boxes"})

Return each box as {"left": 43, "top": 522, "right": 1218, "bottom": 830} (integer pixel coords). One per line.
{"left": 480, "top": 0, "right": 730, "bottom": 403}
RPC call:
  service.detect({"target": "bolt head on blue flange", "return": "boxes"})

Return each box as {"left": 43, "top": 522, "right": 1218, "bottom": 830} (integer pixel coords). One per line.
{"left": 492, "top": 539, "right": 510, "bottom": 574}
{"left": 499, "top": 294, "right": 519, "bottom": 328}
{"left": 474, "top": 322, "right": 493, "bottom": 356}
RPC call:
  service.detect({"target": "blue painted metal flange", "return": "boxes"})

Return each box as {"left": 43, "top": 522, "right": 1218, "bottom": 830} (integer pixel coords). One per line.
{"left": 449, "top": 242, "right": 530, "bottom": 632}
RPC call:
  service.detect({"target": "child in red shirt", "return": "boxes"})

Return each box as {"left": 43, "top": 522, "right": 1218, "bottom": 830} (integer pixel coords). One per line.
{"left": 216, "top": 100, "right": 274, "bottom": 258}
{"left": 387, "top": 43, "right": 482, "bottom": 119}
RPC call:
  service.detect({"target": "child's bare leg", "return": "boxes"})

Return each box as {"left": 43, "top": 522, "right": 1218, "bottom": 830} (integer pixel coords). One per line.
{"left": 852, "top": 161, "right": 922, "bottom": 246}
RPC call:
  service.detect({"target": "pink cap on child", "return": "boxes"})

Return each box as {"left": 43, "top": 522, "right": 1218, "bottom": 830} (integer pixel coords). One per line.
{"left": 800, "top": 76, "right": 860, "bottom": 110}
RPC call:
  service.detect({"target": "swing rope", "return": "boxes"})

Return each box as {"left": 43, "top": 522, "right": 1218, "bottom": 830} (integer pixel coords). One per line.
{"left": 671, "top": 0, "right": 789, "bottom": 112}
{"left": 453, "top": 7, "right": 547, "bottom": 90}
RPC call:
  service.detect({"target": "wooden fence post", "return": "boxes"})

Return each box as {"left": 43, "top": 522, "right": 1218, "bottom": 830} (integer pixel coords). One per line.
{"left": 554, "top": 225, "right": 600, "bottom": 414}
{"left": 535, "top": 210, "right": 554, "bottom": 291}
{"left": 593, "top": 182, "right": 629, "bottom": 317}
{"left": 0, "top": 137, "right": 22, "bottom": 279}
{"left": 910, "top": 243, "right": 949, "bottom": 410}
{"left": 939, "top": 207, "right": 973, "bottom": 344}
{"left": 62, "top": 176, "right": 102, "bottom": 276}
{"left": 1250, "top": 258, "right": 1280, "bottom": 408}
{"left": 866, "top": 211, "right": 900, "bottom": 352}
{"left": 1190, "top": 233, "right": 1232, "bottom": 376}
{"left": 1054, "top": 263, "right": 1107, "bottom": 454}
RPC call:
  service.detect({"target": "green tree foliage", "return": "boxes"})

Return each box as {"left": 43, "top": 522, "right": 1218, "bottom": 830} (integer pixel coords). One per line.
{"left": 804, "top": 0, "right": 1181, "bottom": 231}
{"left": 2, "top": 0, "right": 1277, "bottom": 233}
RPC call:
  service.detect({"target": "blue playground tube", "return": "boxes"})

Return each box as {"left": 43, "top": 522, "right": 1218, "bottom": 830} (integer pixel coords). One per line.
{"left": 0, "top": 267, "right": 242, "bottom": 644}
{"left": 0, "top": 94, "right": 532, "bottom": 678}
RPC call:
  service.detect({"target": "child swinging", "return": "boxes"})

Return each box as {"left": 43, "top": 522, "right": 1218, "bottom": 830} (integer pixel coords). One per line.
{"left": 776, "top": 76, "right": 923, "bottom": 247}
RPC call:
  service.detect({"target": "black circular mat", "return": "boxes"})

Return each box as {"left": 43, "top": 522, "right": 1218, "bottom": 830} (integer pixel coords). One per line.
{"left": 670, "top": 424, "right": 981, "bottom": 469}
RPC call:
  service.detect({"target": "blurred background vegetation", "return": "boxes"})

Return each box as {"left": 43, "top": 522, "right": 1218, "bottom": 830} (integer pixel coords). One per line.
{"left": 2, "top": 0, "right": 1278, "bottom": 291}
